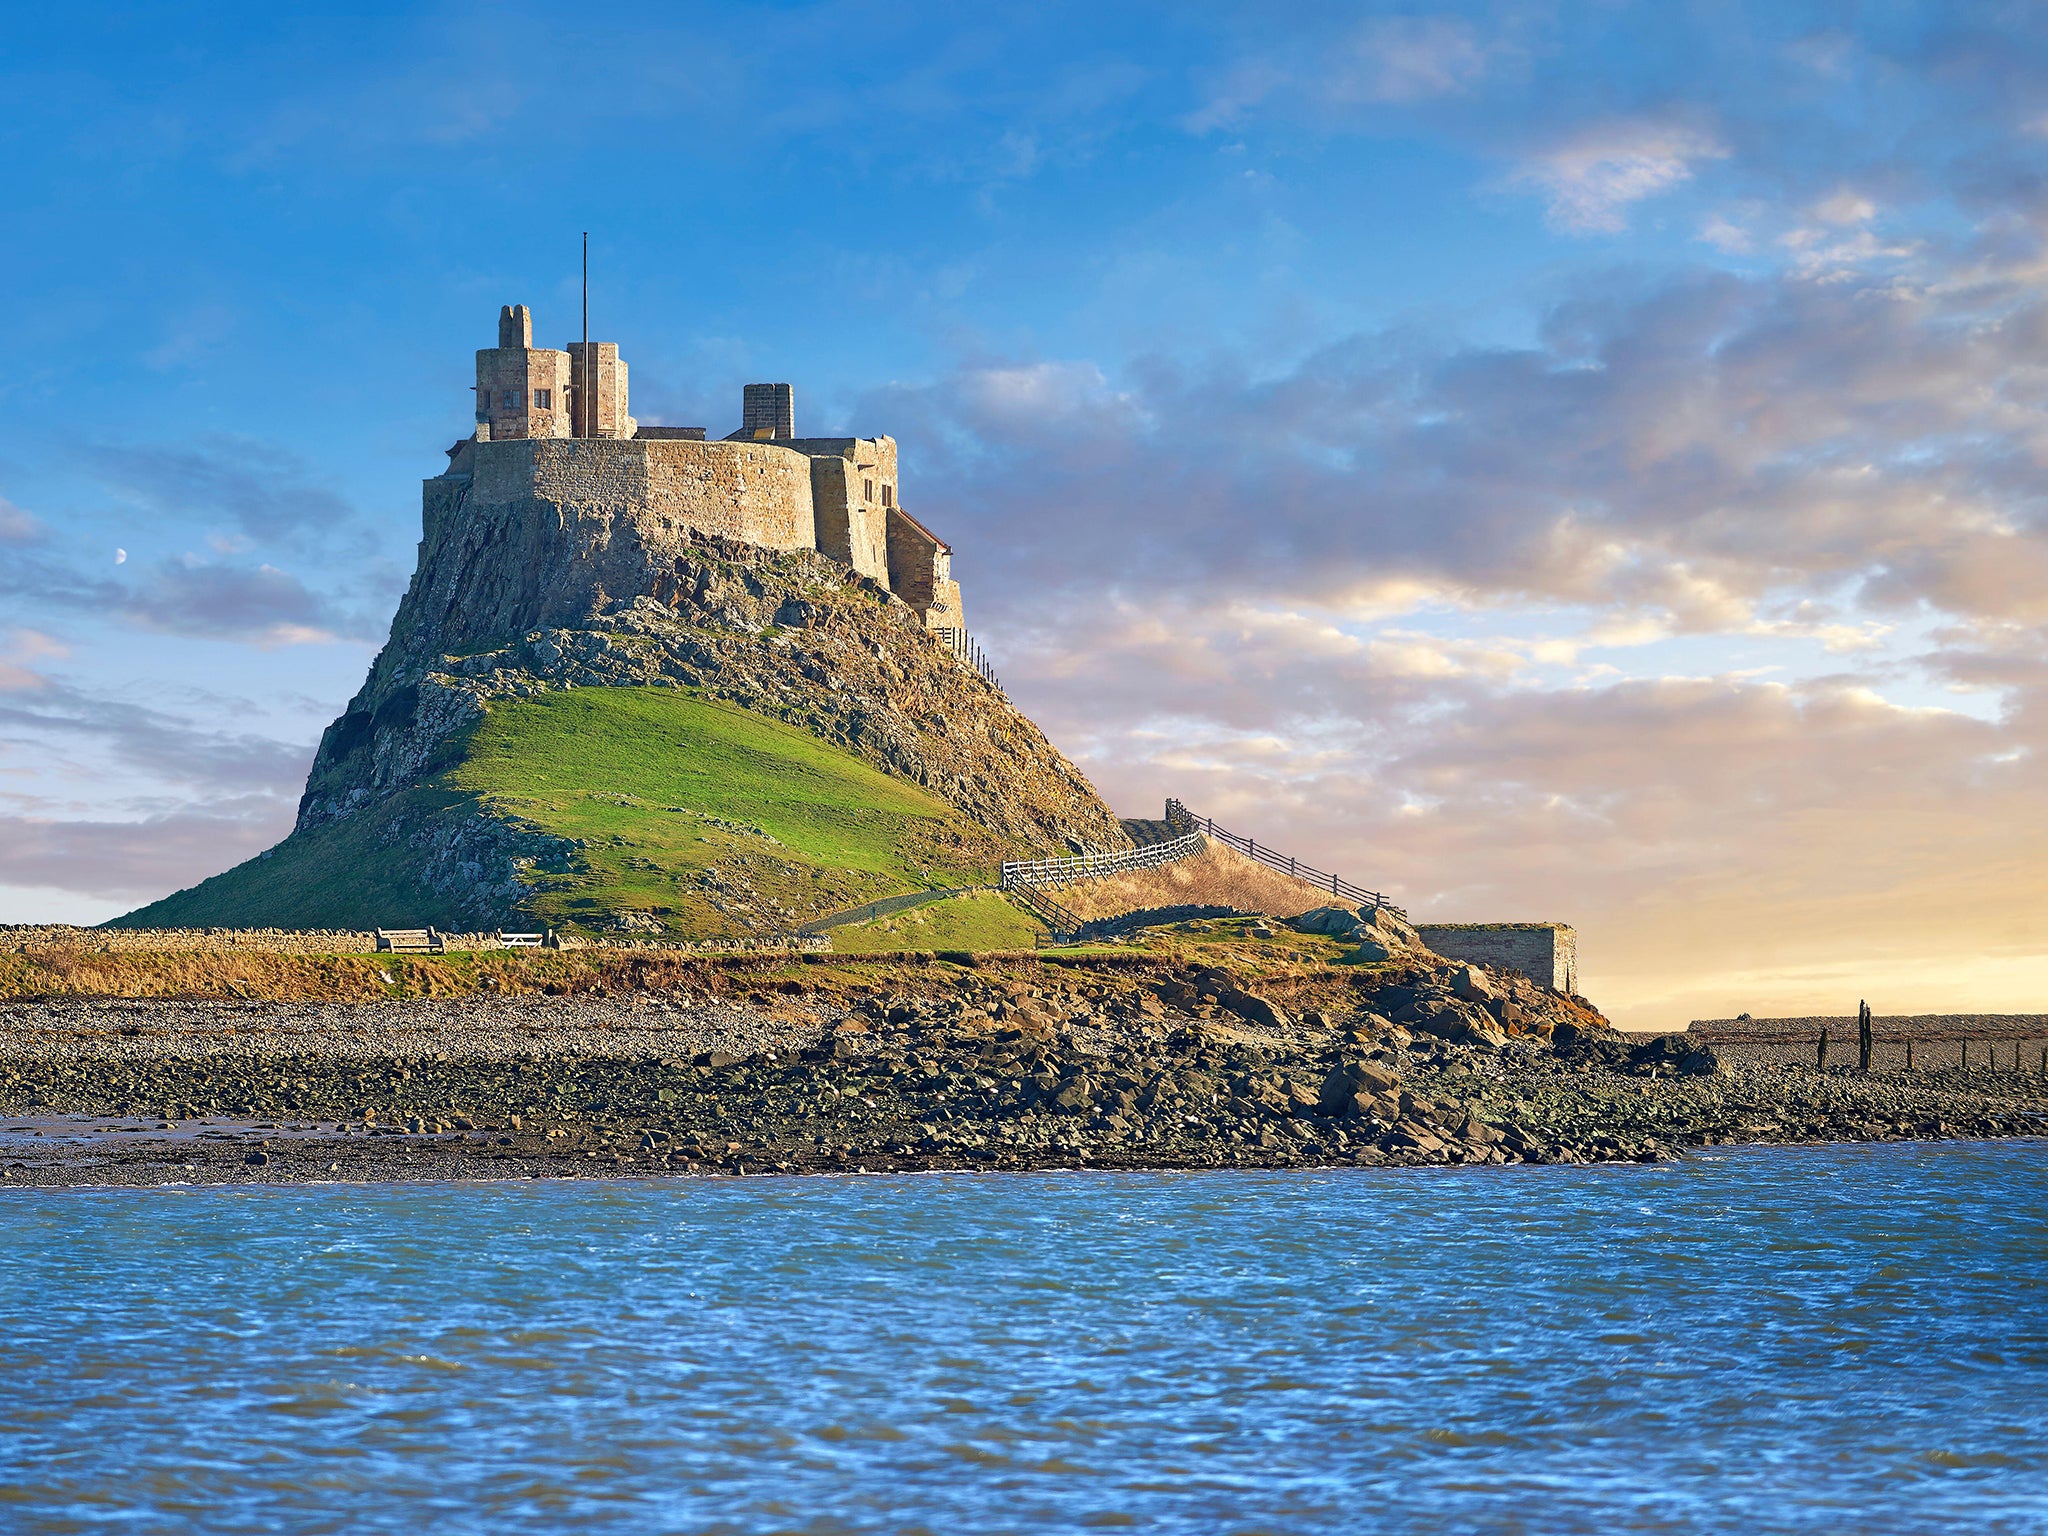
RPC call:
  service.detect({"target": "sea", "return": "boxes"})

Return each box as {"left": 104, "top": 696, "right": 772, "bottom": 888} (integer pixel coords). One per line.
{"left": 1, "top": 1142, "right": 2043, "bottom": 1535}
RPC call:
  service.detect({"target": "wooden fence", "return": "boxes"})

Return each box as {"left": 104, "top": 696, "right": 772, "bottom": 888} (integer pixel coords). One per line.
{"left": 1163, "top": 798, "right": 1401, "bottom": 914}
{"left": 1000, "top": 831, "right": 1206, "bottom": 891}
{"left": 934, "top": 627, "right": 1002, "bottom": 692}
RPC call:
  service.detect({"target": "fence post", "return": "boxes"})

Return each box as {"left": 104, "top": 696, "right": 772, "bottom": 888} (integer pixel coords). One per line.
{"left": 1816, "top": 1027, "right": 1828, "bottom": 1071}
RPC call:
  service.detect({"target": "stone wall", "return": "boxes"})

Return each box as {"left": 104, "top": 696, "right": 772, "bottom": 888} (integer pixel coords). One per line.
{"left": 1416, "top": 923, "right": 1577, "bottom": 993}
{"left": 485, "top": 437, "right": 819, "bottom": 554}
{"left": 886, "top": 506, "right": 964, "bottom": 630}
{"left": 567, "top": 342, "right": 635, "bottom": 439}
{"left": 800, "top": 438, "right": 893, "bottom": 586}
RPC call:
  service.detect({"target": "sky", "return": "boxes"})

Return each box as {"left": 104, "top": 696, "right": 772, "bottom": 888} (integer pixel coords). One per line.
{"left": 5, "top": 0, "right": 2048, "bottom": 1029}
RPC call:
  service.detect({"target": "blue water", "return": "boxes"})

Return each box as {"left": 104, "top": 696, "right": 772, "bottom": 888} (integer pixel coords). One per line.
{"left": 2, "top": 1145, "right": 2045, "bottom": 1535}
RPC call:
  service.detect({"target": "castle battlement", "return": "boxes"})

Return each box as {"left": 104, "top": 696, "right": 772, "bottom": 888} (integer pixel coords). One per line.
{"left": 445, "top": 305, "right": 961, "bottom": 631}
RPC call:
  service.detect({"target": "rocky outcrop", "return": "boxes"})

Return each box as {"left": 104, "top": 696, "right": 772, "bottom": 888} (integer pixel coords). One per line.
{"left": 1292, "top": 903, "right": 1433, "bottom": 963}
{"left": 299, "top": 529, "right": 1129, "bottom": 856}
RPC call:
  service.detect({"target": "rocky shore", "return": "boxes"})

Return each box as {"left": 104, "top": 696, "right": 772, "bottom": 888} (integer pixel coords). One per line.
{"left": 3, "top": 948, "right": 2042, "bottom": 1188}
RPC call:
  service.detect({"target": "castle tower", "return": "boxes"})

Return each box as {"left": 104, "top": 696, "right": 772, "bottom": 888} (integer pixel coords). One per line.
{"left": 742, "top": 382, "right": 795, "bottom": 440}
{"left": 567, "top": 342, "right": 636, "bottom": 439}
{"left": 475, "top": 304, "right": 572, "bottom": 441}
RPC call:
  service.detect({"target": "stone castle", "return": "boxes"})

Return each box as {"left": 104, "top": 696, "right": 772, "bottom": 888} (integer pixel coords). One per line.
{"left": 435, "top": 304, "right": 964, "bottom": 631}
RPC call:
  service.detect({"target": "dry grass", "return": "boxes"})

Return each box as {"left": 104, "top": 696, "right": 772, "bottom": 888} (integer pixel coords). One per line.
{"left": 1051, "top": 841, "right": 1343, "bottom": 922}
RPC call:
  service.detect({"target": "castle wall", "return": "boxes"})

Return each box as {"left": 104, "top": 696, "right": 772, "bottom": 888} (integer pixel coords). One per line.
{"left": 799, "top": 439, "right": 892, "bottom": 586}
{"left": 473, "top": 437, "right": 817, "bottom": 555}
{"left": 885, "top": 505, "right": 964, "bottom": 630}
{"left": 1416, "top": 923, "right": 1578, "bottom": 993}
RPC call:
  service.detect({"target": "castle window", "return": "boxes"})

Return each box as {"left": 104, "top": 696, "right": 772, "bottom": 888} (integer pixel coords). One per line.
{"left": 864, "top": 478, "right": 874, "bottom": 502}
{"left": 882, "top": 483, "right": 894, "bottom": 507}
{"left": 534, "top": 389, "right": 552, "bottom": 409}
{"left": 500, "top": 390, "right": 516, "bottom": 410}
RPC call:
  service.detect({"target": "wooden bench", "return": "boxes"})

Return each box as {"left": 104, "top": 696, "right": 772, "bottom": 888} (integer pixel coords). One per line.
{"left": 496, "top": 931, "right": 548, "bottom": 948}
{"left": 375, "top": 928, "right": 445, "bottom": 954}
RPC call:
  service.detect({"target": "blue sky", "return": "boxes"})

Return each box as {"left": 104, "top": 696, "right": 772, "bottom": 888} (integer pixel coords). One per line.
{"left": 7, "top": 1, "right": 2048, "bottom": 1026}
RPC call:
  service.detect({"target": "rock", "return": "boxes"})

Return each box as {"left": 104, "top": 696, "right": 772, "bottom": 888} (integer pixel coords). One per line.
{"left": 1217, "top": 988, "right": 1289, "bottom": 1031}
{"left": 244, "top": 1150, "right": 270, "bottom": 1165}
{"left": 1342, "top": 937, "right": 1395, "bottom": 965}
{"left": 1450, "top": 965, "right": 1492, "bottom": 1003}
{"left": 1353, "top": 905, "right": 1427, "bottom": 951}
{"left": 1319, "top": 1060, "right": 1399, "bottom": 1116}
{"left": 1290, "top": 906, "right": 1361, "bottom": 936}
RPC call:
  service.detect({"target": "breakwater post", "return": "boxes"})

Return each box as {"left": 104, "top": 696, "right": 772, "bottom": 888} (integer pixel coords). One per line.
{"left": 1858, "top": 1000, "right": 1872, "bottom": 1072}
{"left": 1906, "top": 1038, "right": 1914, "bottom": 1070}
{"left": 1817, "top": 1026, "right": 1829, "bottom": 1071}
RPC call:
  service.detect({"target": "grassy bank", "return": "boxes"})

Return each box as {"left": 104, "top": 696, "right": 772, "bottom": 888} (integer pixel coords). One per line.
{"left": 120, "top": 687, "right": 1013, "bottom": 938}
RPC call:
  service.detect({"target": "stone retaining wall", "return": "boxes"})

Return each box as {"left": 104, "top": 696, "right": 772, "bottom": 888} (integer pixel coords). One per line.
{"left": 1415, "top": 924, "right": 1577, "bottom": 993}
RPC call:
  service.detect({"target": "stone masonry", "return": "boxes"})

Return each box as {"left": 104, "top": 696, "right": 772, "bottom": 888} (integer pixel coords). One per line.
{"left": 1415, "top": 924, "right": 1578, "bottom": 994}
{"left": 456, "top": 305, "right": 961, "bottom": 631}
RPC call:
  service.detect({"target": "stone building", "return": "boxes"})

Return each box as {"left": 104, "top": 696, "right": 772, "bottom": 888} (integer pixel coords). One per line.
{"left": 445, "top": 305, "right": 963, "bottom": 631}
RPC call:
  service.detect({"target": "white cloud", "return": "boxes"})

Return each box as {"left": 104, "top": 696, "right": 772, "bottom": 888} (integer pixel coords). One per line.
{"left": 1512, "top": 122, "right": 1728, "bottom": 233}
{"left": 1329, "top": 17, "right": 1493, "bottom": 105}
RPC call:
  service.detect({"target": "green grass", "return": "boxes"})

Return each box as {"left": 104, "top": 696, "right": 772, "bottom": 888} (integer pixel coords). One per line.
{"left": 120, "top": 687, "right": 1011, "bottom": 936}
{"left": 826, "top": 890, "right": 1045, "bottom": 953}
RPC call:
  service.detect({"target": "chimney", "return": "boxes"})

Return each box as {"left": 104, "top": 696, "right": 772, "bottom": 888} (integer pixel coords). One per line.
{"left": 742, "top": 382, "right": 795, "bottom": 441}
{"left": 498, "top": 304, "right": 533, "bottom": 349}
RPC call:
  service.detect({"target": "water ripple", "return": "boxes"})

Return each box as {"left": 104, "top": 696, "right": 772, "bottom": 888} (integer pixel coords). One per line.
{"left": 1, "top": 1143, "right": 2044, "bottom": 1533}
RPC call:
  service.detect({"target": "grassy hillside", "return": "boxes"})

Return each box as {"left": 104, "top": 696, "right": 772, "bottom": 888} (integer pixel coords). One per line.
{"left": 826, "top": 890, "right": 1046, "bottom": 953}
{"left": 119, "top": 687, "right": 1010, "bottom": 936}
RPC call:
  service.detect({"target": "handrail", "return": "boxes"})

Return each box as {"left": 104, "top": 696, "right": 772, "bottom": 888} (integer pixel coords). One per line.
{"left": 1000, "top": 831, "right": 1204, "bottom": 890}
{"left": 1164, "top": 798, "right": 1403, "bottom": 916}
{"left": 1004, "top": 879, "right": 1082, "bottom": 939}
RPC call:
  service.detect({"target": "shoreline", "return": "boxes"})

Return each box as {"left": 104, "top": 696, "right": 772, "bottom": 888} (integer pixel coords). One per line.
{"left": 3, "top": 1117, "right": 2041, "bottom": 1191}
{"left": 6, "top": 953, "right": 2044, "bottom": 1192}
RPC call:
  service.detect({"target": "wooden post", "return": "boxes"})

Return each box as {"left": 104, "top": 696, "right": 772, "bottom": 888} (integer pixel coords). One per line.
{"left": 1816, "top": 1026, "right": 1829, "bottom": 1071}
{"left": 1905, "top": 1037, "right": 1914, "bottom": 1070}
{"left": 1858, "top": 999, "right": 1872, "bottom": 1072}
{"left": 1960, "top": 1039, "right": 1967, "bottom": 1071}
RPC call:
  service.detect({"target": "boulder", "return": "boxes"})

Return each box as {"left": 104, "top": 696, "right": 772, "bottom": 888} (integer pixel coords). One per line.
{"left": 1291, "top": 906, "right": 1362, "bottom": 936}
{"left": 1450, "top": 964, "right": 1493, "bottom": 1002}
{"left": 1217, "top": 987, "right": 1290, "bottom": 1031}
{"left": 1354, "top": 905, "right": 1427, "bottom": 951}
{"left": 1319, "top": 1060, "right": 1400, "bottom": 1116}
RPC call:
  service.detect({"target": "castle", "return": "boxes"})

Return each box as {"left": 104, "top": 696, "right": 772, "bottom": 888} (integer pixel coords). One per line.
{"left": 431, "top": 304, "right": 964, "bottom": 631}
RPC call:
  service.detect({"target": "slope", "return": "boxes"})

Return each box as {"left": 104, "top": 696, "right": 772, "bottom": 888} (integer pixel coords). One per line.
{"left": 118, "top": 686, "right": 1009, "bottom": 937}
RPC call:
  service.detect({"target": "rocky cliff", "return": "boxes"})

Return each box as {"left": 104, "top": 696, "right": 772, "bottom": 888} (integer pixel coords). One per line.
{"left": 300, "top": 507, "right": 1127, "bottom": 854}
{"left": 120, "top": 434, "right": 1138, "bottom": 935}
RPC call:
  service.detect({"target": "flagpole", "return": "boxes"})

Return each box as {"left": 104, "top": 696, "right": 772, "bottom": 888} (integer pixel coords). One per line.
{"left": 581, "top": 231, "right": 589, "bottom": 437}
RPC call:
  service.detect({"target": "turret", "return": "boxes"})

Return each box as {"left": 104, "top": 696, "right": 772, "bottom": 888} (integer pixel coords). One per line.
{"left": 475, "top": 304, "right": 571, "bottom": 441}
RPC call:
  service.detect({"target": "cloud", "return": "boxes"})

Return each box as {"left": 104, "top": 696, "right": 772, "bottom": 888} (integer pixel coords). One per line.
{"left": 0, "top": 629, "right": 69, "bottom": 692}
{"left": 1326, "top": 17, "right": 1496, "bottom": 105}
{"left": 0, "top": 535, "right": 366, "bottom": 647}
{"left": 119, "top": 558, "right": 354, "bottom": 647}
{"left": 1511, "top": 121, "right": 1729, "bottom": 233}
{"left": 85, "top": 435, "right": 360, "bottom": 550}
{"left": 882, "top": 252, "right": 2048, "bottom": 640}
{"left": 0, "top": 799, "right": 296, "bottom": 904}
{"left": 0, "top": 497, "right": 46, "bottom": 544}
{"left": 0, "top": 681, "right": 313, "bottom": 792}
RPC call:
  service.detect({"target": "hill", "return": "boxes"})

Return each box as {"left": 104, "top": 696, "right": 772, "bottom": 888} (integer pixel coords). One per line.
{"left": 119, "top": 686, "right": 1012, "bottom": 935}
